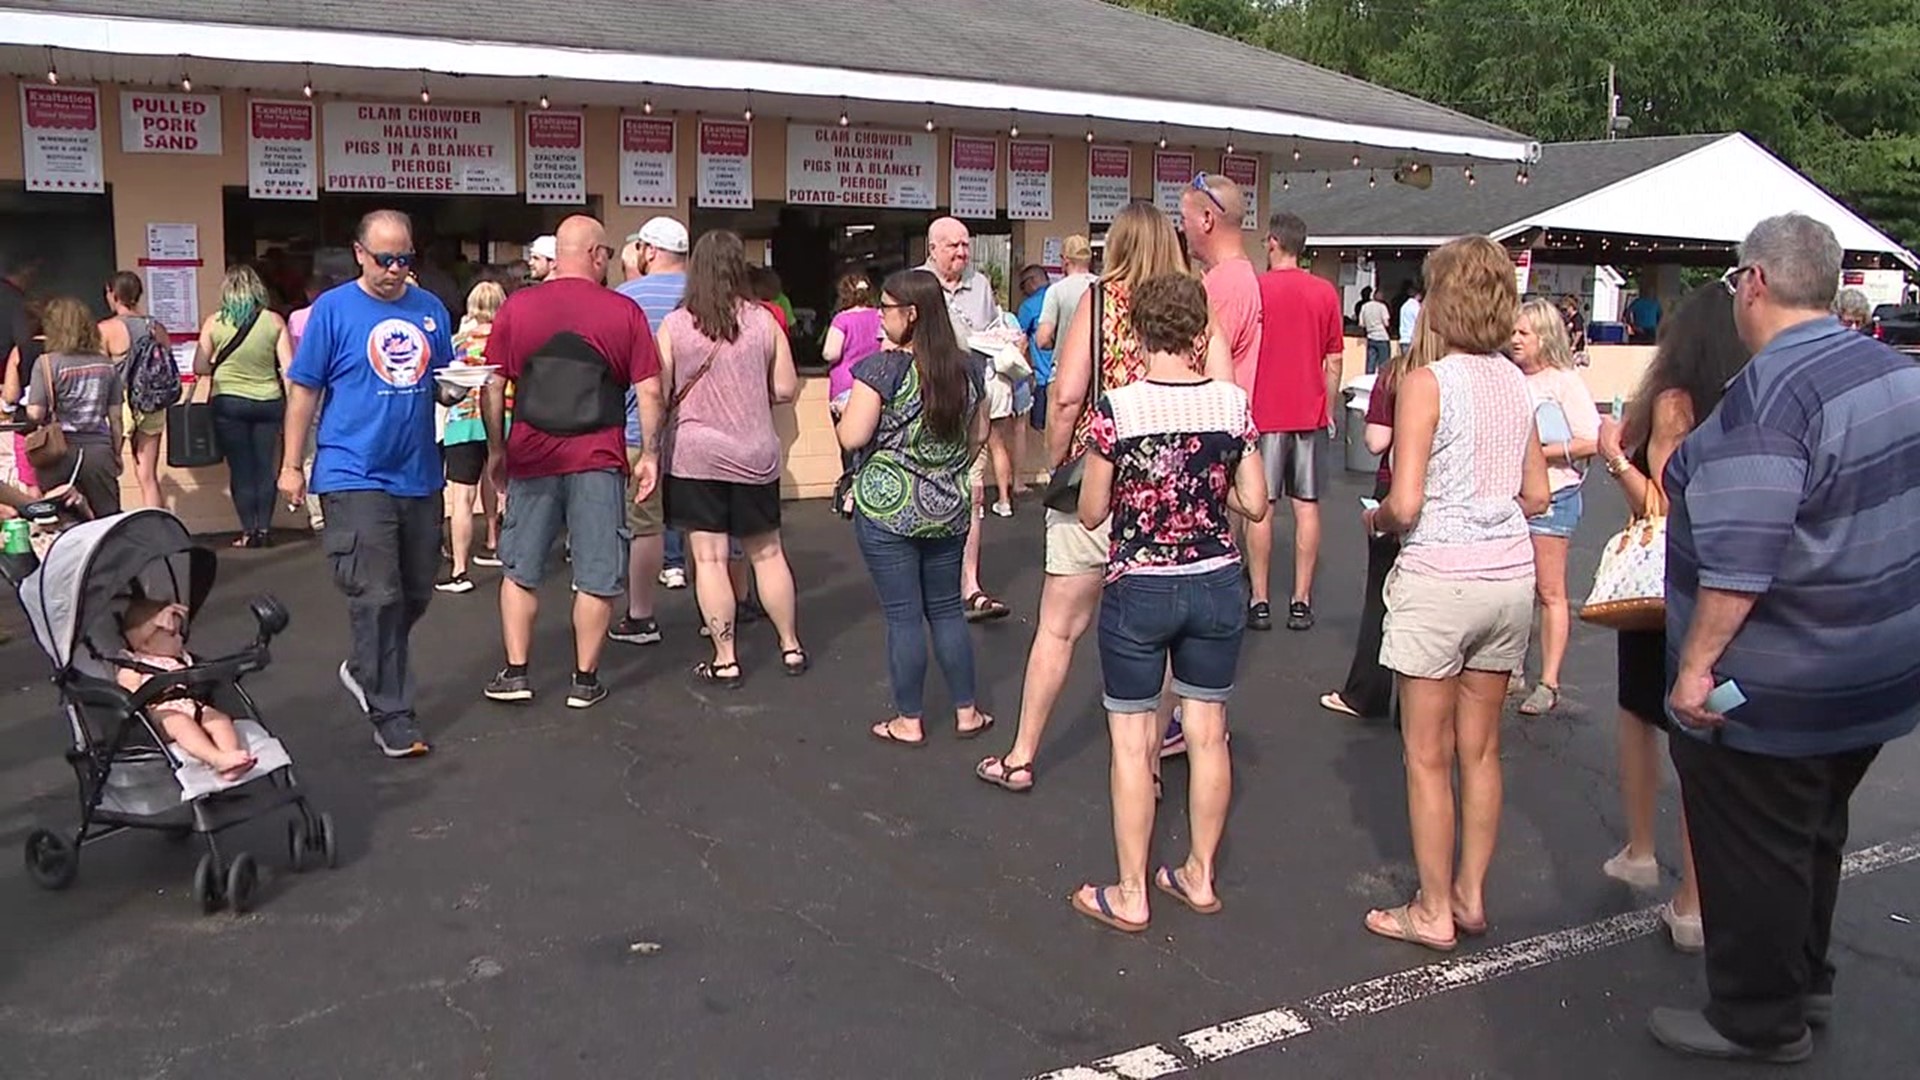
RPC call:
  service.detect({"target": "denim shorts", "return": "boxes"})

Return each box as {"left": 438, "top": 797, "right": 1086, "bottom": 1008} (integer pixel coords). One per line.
{"left": 1530, "top": 484, "right": 1583, "bottom": 538}
{"left": 1097, "top": 565, "right": 1249, "bottom": 713}
{"left": 499, "top": 469, "right": 631, "bottom": 597}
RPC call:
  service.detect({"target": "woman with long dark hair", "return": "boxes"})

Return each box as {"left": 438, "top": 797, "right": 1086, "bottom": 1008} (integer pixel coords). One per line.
{"left": 840, "top": 268, "right": 991, "bottom": 745}
{"left": 658, "top": 230, "right": 804, "bottom": 687}
{"left": 1593, "top": 284, "right": 1751, "bottom": 952}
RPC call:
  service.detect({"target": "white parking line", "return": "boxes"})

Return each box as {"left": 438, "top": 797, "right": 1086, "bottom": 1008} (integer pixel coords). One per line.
{"left": 1031, "top": 833, "right": 1920, "bottom": 1079}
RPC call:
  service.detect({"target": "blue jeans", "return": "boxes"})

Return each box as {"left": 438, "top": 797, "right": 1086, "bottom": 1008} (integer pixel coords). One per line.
{"left": 854, "top": 513, "right": 975, "bottom": 719}
{"left": 1364, "top": 338, "right": 1392, "bottom": 374}
{"left": 663, "top": 528, "right": 685, "bottom": 571}
{"left": 212, "top": 394, "right": 286, "bottom": 534}
{"left": 1098, "top": 565, "right": 1248, "bottom": 713}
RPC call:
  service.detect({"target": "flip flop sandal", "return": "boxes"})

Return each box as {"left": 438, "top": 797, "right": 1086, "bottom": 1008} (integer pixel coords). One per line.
{"left": 1364, "top": 903, "right": 1458, "bottom": 953}
{"left": 964, "top": 592, "right": 1011, "bottom": 623}
{"left": 1154, "top": 865, "right": 1222, "bottom": 915}
{"left": 1518, "top": 683, "right": 1560, "bottom": 716}
{"left": 1454, "top": 913, "right": 1490, "bottom": 937}
{"left": 974, "top": 756, "right": 1034, "bottom": 792}
{"left": 955, "top": 713, "right": 995, "bottom": 740}
{"left": 1319, "top": 692, "right": 1360, "bottom": 718}
{"left": 781, "top": 648, "right": 810, "bottom": 677}
{"left": 871, "top": 720, "right": 927, "bottom": 748}
{"left": 1070, "top": 885, "right": 1148, "bottom": 934}
{"left": 694, "top": 661, "right": 744, "bottom": 690}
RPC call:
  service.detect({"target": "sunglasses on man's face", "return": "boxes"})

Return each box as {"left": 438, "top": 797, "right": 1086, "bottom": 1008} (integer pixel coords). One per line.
{"left": 1190, "top": 172, "right": 1228, "bottom": 215}
{"left": 364, "top": 249, "right": 416, "bottom": 271}
{"left": 1721, "top": 264, "right": 1756, "bottom": 296}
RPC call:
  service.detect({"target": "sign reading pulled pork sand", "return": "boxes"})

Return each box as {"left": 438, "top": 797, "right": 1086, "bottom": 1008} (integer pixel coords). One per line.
{"left": 786, "top": 123, "right": 936, "bottom": 209}
{"left": 323, "top": 101, "right": 516, "bottom": 194}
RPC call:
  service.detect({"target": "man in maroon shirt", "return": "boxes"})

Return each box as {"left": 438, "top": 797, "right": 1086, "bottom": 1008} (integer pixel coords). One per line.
{"left": 1248, "top": 212, "right": 1344, "bottom": 632}
{"left": 480, "top": 215, "right": 665, "bottom": 708}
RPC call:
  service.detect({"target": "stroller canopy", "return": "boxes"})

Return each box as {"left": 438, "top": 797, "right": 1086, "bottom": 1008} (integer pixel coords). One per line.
{"left": 19, "top": 509, "right": 217, "bottom": 671}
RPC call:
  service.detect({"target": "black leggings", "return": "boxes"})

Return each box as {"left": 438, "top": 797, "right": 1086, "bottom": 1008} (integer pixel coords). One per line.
{"left": 212, "top": 395, "right": 286, "bottom": 534}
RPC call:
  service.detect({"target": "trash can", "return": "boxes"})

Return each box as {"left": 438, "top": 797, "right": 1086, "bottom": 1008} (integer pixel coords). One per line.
{"left": 1343, "top": 384, "right": 1381, "bottom": 475}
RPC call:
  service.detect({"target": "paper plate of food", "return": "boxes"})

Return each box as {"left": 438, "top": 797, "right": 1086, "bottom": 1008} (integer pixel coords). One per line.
{"left": 433, "top": 364, "right": 499, "bottom": 389}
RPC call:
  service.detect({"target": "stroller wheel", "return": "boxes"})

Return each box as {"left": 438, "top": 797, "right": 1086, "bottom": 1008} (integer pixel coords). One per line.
{"left": 193, "top": 853, "right": 223, "bottom": 914}
{"left": 24, "top": 829, "right": 78, "bottom": 891}
{"left": 319, "top": 812, "right": 339, "bottom": 870}
{"left": 287, "top": 820, "right": 311, "bottom": 873}
{"left": 226, "top": 853, "right": 259, "bottom": 915}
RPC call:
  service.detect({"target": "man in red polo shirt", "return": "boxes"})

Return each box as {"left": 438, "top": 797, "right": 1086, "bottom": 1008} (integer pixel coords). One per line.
{"left": 1248, "top": 212, "right": 1343, "bottom": 631}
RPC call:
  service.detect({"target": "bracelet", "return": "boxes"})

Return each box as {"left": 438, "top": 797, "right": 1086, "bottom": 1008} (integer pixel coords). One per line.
{"left": 1605, "top": 456, "right": 1631, "bottom": 476}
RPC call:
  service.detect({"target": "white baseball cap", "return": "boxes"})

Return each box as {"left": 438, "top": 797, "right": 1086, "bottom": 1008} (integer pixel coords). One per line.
{"left": 629, "top": 217, "right": 690, "bottom": 255}
{"left": 528, "top": 235, "right": 557, "bottom": 260}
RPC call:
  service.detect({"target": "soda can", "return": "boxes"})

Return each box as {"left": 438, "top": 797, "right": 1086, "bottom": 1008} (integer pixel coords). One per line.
{"left": 2, "top": 518, "right": 30, "bottom": 555}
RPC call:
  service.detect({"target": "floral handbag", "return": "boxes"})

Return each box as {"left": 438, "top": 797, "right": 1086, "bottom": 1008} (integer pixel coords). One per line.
{"left": 1579, "top": 485, "right": 1666, "bottom": 632}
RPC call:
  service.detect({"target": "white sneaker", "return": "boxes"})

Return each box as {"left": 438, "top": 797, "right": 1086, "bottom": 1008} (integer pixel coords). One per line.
{"left": 1603, "top": 846, "right": 1661, "bottom": 889}
{"left": 991, "top": 500, "right": 1013, "bottom": 518}
{"left": 1660, "top": 901, "right": 1704, "bottom": 953}
{"left": 658, "top": 567, "right": 687, "bottom": 589}
{"left": 339, "top": 660, "right": 369, "bottom": 715}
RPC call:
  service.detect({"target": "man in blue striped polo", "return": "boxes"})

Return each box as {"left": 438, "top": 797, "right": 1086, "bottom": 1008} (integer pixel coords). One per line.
{"left": 1651, "top": 213, "right": 1920, "bottom": 1063}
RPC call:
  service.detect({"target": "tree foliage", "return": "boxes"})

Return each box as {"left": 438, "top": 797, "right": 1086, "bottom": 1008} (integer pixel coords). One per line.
{"left": 1113, "top": 0, "right": 1920, "bottom": 249}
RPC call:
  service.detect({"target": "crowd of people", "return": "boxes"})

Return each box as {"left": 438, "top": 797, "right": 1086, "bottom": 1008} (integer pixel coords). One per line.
{"left": 1, "top": 187, "right": 1916, "bottom": 1065}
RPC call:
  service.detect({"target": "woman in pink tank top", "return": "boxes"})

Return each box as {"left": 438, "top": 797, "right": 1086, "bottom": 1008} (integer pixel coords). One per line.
{"left": 658, "top": 230, "right": 804, "bottom": 688}
{"left": 1361, "top": 237, "right": 1550, "bottom": 953}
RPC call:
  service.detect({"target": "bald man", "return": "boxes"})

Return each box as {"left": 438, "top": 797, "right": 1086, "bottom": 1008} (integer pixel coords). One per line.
{"left": 281, "top": 208, "right": 460, "bottom": 759}
{"left": 479, "top": 214, "right": 664, "bottom": 710}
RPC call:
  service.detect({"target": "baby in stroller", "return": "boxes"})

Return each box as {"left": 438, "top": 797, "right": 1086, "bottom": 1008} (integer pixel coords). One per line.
{"left": 117, "top": 595, "right": 256, "bottom": 780}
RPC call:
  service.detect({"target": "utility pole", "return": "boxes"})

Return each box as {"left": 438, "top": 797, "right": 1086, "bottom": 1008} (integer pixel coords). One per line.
{"left": 1606, "top": 63, "right": 1630, "bottom": 139}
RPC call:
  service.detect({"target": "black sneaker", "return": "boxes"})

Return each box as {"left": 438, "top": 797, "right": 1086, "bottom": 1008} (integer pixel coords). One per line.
{"left": 472, "top": 547, "right": 503, "bottom": 568}
{"left": 608, "top": 615, "right": 662, "bottom": 645}
{"left": 1287, "top": 600, "right": 1315, "bottom": 631}
{"left": 371, "top": 715, "right": 430, "bottom": 758}
{"left": 483, "top": 668, "right": 534, "bottom": 703}
{"left": 1247, "top": 601, "right": 1273, "bottom": 631}
{"left": 435, "top": 573, "right": 476, "bottom": 594}
{"left": 566, "top": 677, "right": 608, "bottom": 710}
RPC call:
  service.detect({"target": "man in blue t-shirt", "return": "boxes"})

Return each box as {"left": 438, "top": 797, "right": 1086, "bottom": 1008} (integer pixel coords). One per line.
{"left": 1016, "top": 264, "right": 1052, "bottom": 432}
{"left": 611, "top": 217, "right": 690, "bottom": 640}
{"left": 279, "top": 209, "right": 456, "bottom": 759}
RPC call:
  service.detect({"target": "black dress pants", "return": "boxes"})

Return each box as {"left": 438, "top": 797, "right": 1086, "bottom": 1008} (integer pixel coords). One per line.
{"left": 1338, "top": 478, "right": 1398, "bottom": 720}
{"left": 1669, "top": 731, "right": 1881, "bottom": 1047}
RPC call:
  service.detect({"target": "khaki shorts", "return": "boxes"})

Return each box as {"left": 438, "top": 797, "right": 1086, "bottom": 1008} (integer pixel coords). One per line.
{"left": 130, "top": 408, "right": 167, "bottom": 437}
{"left": 624, "top": 447, "right": 665, "bottom": 537}
{"left": 1379, "top": 566, "right": 1533, "bottom": 680}
{"left": 1044, "top": 507, "right": 1109, "bottom": 577}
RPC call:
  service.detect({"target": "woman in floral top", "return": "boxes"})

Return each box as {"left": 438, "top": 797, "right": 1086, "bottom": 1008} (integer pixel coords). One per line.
{"left": 1067, "top": 273, "right": 1268, "bottom": 933}
{"left": 839, "top": 268, "right": 991, "bottom": 746}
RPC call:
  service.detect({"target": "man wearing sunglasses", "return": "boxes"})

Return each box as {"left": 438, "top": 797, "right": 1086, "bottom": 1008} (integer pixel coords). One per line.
{"left": 280, "top": 209, "right": 458, "bottom": 760}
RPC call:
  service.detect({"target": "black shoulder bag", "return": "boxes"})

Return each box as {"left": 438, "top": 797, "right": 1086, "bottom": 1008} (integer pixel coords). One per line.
{"left": 1042, "top": 280, "right": 1103, "bottom": 513}
{"left": 167, "top": 308, "right": 260, "bottom": 469}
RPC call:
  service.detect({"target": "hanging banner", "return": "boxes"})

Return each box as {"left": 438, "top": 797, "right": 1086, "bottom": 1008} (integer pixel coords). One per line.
{"left": 1087, "top": 145, "right": 1132, "bottom": 225}
{"left": 1007, "top": 140, "right": 1053, "bottom": 221}
{"left": 786, "top": 123, "right": 935, "bottom": 209}
{"left": 619, "top": 116, "right": 677, "bottom": 207}
{"left": 323, "top": 101, "right": 515, "bottom": 194}
{"left": 248, "top": 99, "right": 317, "bottom": 201}
{"left": 525, "top": 111, "right": 586, "bottom": 204}
{"left": 1154, "top": 150, "right": 1194, "bottom": 222}
{"left": 950, "top": 135, "right": 998, "bottom": 220}
{"left": 1514, "top": 248, "right": 1534, "bottom": 294}
{"left": 698, "top": 119, "right": 753, "bottom": 209}
{"left": 119, "top": 91, "right": 222, "bottom": 155}
{"left": 20, "top": 84, "right": 103, "bottom": 193}
{"left": 1220, "top": 153, "right": 1261, "bottom": 231}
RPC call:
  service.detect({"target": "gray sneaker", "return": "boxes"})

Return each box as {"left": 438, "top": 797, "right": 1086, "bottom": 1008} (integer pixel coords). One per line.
{"left": 371, "top": 715, "right": 430, "bottom": 758}
{"left": 484, "top": 668, "right": 534, "bottom": 703}
{"left": 565, "top": 678, "right": 608, "bottom": 710}
{"left": 339, "top": 661, "right": 369, "bottom": 714}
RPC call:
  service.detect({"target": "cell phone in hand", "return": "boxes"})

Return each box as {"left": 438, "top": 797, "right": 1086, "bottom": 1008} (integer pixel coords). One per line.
{"left": 1706, "top": 679, "right": 1747, "bottom": 714}
{"left": 1359, "top": 497, "right": 1380, "bottom": 511}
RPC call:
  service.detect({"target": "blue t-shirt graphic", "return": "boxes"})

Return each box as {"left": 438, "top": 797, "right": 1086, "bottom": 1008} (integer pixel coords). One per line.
{"left": 288, "top": 282, "right": 454, "bottom": 497}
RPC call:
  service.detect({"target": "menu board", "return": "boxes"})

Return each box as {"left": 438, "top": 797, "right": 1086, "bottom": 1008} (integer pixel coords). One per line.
{"left": 786, "top": 123, "right": 936, "bottom": 209}
{"left": 323, "top": 101, "right": 516, "bottom": 194}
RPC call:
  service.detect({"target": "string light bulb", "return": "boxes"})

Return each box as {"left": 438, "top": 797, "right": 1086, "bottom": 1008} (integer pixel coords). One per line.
{"left": 179, "top": 60, "right": 192, "bottom": 93}
{"left": 1008, "top": 112, "right": 1020, "bottom": 139}
{"left": 419, "top": 73, "right": 431, "bottom": 105}
{"left": 642, "top": 98, "right": 654, "bottom": 115}
{"left": 1292, "top": 143, "right": 1302, "bottom": 163}
{"left": 538, "top": 88, "right": 550, "bottom": 110}
{"left": 924, "top": 115, "right": 936, "bottom": 133}
{"left": 44, "top": 46, "right": 57, "bottom": 86}
{"left": 302, "top": 63, "right": 313, "bottom": 99}
{"left": 1085, "top": 128, "right": 1095, "bottom": 144}
{"left": 838, "top": 99, "right": 849, "bottom": 127}
{"left": 1369, "top": 170, "right": 1377, "bottom": 188}
{"left": 1157, "top": 127, "right": 1167, "bottom": 151}
{"left": 1324, "top": 173, "right": 1333, "bottom": 189}
{"left": 1351, "top": 152, "right": 1362, "bottom": 167}
{"left": 1225, "top": 130, "right": 1235, "bottom": 155}
{"left": 1281, "top": 174, "right": 1290, "bottom": 191}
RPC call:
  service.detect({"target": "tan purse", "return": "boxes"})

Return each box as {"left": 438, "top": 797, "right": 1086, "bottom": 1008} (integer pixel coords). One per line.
{"left": 1579, "top": 482, "right": 1667, "bottom": 631}
{"left": 23, "top": 360, "right": 68, "bottom": 474}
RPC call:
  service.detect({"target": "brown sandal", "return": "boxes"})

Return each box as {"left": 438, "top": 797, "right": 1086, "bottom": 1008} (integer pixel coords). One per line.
{"left": 974, "top": 756, "right": 1033, "bottom": 792}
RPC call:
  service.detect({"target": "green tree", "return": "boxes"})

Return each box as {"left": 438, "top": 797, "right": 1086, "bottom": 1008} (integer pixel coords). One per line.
{"left": 1110, "top": 0, "right": 1920, "bottom": 249}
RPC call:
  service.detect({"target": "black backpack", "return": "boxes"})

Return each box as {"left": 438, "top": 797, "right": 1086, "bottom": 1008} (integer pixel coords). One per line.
{"left": 124, "top": 316, "right": 182, "bottom": 414}
{"left": 512, "top": 331, "right": 626, "bottom": 436}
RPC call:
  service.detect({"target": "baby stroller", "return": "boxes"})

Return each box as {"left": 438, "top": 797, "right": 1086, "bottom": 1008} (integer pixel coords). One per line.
{"left": 5, "top": 508, "right": 335, "bottom": 914}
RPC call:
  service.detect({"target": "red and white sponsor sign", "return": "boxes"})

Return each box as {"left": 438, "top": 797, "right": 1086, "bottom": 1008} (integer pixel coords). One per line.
{"left": 1087, "top": 145, "right": 1133, "bottom": 225}
{"left": 1219, "top": 153, "right": 1261, "bottom": 231}
{"left": 248, "top": 99, "right": 316, "bottom": 200}
{"left": 20, "top": 84, "right": 103, "bottom": 192}
{"left": 698, "top": 119, "right": 753, "bottom": 209}
{"left": 619, "top": 116, "right": 677, "bottom": 207}
{"left": 323, "top": 101, "right": 515, "bottom": 195}
{"left": 950, "top": 135, "right": 998, "bottom": 219}
{"left": 120, "top": 91, "right": 222, "bottom": 155}
{"left": 1008, "top": 140, "right": 1053, "bottom": 220}
{"left": 1154, "top": 150, "right": 1195, "bottom": 223}
{"left": 525, "top": 111, "right": 586, "bottom": 204}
